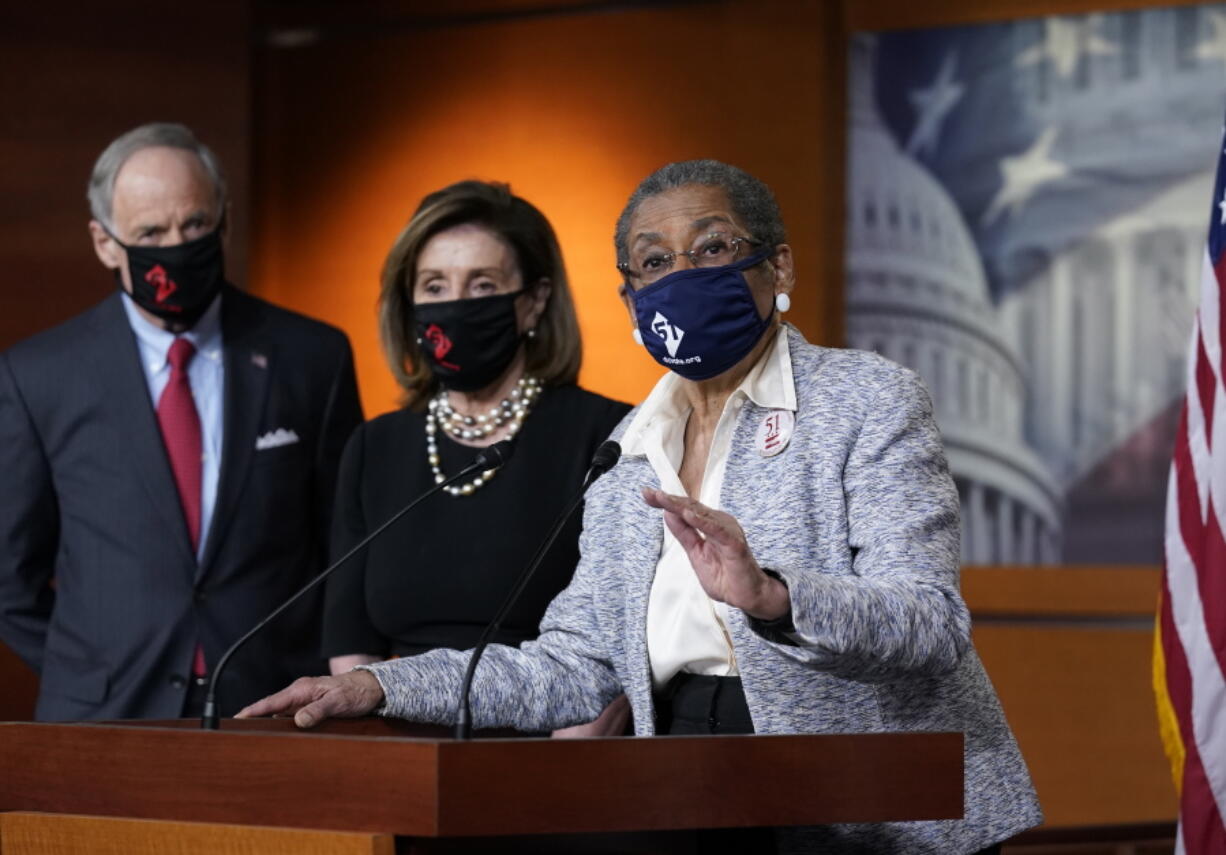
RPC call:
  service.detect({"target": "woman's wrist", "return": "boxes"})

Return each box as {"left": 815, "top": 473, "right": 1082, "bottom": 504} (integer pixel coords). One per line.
{"left": 329, "top": 653, "right": 381, "bottom": 676}
{"left": 745, "top": 567, "right": 792, "bottom": 622}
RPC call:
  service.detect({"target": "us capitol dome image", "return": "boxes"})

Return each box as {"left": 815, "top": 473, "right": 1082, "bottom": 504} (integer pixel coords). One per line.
{"left": 846, "top": 35, "right": 1063, "bottom": 564}
{"left": 846, "top": 23, "right": 1210, "bottom": 565}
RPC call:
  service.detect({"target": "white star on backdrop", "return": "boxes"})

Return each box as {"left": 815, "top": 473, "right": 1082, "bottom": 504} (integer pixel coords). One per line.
{"left": 1217, "top": 187, "right": 1226, "bottom": 225}
{"left": 981, "top": 127, "right": 1069, "bottom": 227}
{"left": 1196, "top": 9, "right": 1226, "bottom": 67}
{"left": 1015, "top": 16, "right": 1116, "bottom": 79}
{"left": 906, "top": 50, "right": 965, "bottom": 157}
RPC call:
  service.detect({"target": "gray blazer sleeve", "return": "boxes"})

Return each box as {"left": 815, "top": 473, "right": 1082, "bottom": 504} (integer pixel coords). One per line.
{"left": 750, "top": 366, "right": 969, "bottom": 683}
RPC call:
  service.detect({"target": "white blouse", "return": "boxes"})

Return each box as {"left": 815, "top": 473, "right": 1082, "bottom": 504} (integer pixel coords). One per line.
{"left": 619, "top": 326, "right": 797, "bottom": 689}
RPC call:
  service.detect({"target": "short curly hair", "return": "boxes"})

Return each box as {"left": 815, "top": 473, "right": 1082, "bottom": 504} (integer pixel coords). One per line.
{"left": 613, "top": 159, "right": 786, "bottom": 269}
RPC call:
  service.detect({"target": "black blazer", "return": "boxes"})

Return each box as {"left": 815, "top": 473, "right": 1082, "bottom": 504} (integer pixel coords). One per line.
{"left": 0, "top": 286, "right": 363, "bottom": 720}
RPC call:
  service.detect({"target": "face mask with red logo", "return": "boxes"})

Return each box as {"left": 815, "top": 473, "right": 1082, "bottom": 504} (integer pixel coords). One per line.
{"left": 110, "top": 227, "right": 225, "bottom": 328}
{"left": 413, "top": 291, "right": 524, "bottom": 392}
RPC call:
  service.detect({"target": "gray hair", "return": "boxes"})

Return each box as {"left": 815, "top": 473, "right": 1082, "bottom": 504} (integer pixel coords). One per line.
{"left": 87, "top": 122, "right": 227, "bottom": 229}
{"left": 613, "top": 159, "right": 787, "bottom": 267}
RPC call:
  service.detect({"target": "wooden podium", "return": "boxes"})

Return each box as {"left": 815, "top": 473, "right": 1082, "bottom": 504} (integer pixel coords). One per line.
{"left": 0, "top": 718, "right": 963, "bottom": 853}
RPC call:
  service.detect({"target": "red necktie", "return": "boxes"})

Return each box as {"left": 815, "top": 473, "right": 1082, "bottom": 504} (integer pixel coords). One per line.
{"left": 157, "top": 337, "right": 207, "bottom": 678}
{"left": 158, "top": 338, "right": 203, "bottom": 550}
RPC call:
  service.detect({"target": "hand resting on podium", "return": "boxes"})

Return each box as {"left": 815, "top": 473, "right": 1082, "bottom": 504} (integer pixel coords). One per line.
{"left": 236, "top": 670, "right": 385, "bottom": 729}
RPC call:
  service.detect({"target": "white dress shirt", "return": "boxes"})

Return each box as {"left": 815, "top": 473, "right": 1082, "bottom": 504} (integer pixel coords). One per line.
{"left": 620, "top": 326, "right": 797, "bottom": 689}
{"left": 120, "top": 293, "right": 225, "bottom": 561}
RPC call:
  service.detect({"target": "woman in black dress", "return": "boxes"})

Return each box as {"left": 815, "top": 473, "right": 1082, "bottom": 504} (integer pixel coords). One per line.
{"left": 323, "top": 181, "right": 630, "bottom": 731}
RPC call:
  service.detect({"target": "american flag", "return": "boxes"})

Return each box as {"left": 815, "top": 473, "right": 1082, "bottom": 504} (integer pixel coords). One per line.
{"left": 1155, "top": 115, "right": 1226, "bottom": 854}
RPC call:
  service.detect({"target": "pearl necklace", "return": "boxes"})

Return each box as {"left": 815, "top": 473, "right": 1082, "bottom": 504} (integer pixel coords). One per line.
{"left": 432, "top": 375, "right": 542, "bottom": 441}
{"left": 425, "top": 376, "right": 541, "bottom": 496}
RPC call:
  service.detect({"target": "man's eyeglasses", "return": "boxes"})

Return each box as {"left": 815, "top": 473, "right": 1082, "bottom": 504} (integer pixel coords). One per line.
{"left": 619, "top": 232, "right": 764, "bottom": 286}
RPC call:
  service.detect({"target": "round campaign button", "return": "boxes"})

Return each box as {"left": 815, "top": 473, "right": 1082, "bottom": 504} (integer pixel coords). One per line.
{"left": 755, "top": 409, "right": 794, "bottom": 457}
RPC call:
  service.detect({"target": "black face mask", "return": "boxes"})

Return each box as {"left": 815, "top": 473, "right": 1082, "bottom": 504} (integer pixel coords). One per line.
{"left": 414, "top": 291, "right": 524, "bottom": 392}
{"left": 111, "top": 227, "right": 225, "bottom": 328}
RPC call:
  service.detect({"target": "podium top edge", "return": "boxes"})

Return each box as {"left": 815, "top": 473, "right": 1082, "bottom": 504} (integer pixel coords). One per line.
{"left": 0, "top": 720, "right": 964, "bottom": 745}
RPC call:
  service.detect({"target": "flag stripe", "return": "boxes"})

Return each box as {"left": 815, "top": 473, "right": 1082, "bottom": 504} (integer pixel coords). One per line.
{"left": 1197, "top": 496, "right": 1226, "bottom": 682}
{"left": 1212, "top": 250, "right": 1226, "bottom": 375}
{"left": 1200, "top": 251, "right": 1220, "bottom": 380}
{"left": 1176, "top": 400, "right": 1207, "bottom": 571}
{"left": 1164, "top": 474, "right": 1226, "bottom": 848}
{"left": 1196, "top": 334, "right": 1215, "bottom": 452}
{"left": 1186, "top": 312, "right": 1213, "bottom": 523}
{"left": 1183, "top": 751, "right": 1226, "bottom": 855}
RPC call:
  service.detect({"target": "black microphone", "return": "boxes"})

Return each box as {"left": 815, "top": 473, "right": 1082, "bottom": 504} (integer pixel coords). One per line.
{"left": 453, "top": 439, "right": 621, "bottom": 739}
{"left": 201, "top": 439, "right": 516, "bottom": 730}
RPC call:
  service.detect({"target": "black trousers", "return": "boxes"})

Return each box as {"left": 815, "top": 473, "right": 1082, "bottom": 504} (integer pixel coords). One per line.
{"left": 655, "top": 673, "right": 755, "bottom": 736}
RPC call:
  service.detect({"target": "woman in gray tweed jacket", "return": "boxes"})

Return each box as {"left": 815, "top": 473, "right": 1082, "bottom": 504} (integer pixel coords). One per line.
{"left": 241, "top": 160, "right": 1042, "bottom": 854}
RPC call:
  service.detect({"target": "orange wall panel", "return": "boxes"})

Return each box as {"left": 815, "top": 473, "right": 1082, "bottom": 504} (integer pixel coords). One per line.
{"left": 964, "top": 567, "right": 1175, "bottom": 827}
{"left": 974, "top": 623, "right": 1177, "bottom": 827}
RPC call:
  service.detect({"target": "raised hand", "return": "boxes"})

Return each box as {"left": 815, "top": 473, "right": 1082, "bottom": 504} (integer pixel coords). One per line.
{"left": 235, "top": 670, "right": 385, "bottom": 729}
{"left": 641, "top": 487, "right": 790, "bottom": 621}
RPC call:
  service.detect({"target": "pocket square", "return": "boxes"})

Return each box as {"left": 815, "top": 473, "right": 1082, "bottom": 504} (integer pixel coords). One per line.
{"left": 256, "top": 428, "right": 300, "bottom": 450}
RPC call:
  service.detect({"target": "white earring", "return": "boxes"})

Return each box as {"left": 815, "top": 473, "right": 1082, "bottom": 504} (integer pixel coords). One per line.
{"left": 775, "top": 293, "right": 791, "bottom": 313}
{"left": 632, "top": 328, "right": 644, "bottom": 346}
{"left": 526, "top": 328, "right": 537, "bottom": 339}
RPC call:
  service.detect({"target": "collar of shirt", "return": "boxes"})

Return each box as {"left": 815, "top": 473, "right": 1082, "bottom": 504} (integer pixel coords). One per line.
{"left": 621, "top": 322, "right": 797, "bottom": 457}
{"left": 120, "top": 291, "right": 224, "bottom": 373}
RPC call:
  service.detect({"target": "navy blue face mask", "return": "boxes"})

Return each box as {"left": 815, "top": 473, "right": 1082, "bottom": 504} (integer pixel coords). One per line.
{"left": 629, "top": 249, "right": 775, "bottom": 381}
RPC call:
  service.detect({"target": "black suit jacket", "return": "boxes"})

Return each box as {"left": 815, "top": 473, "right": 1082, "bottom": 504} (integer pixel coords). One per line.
{"left": 0, "top": 286, "right": 363, "bottom": 720}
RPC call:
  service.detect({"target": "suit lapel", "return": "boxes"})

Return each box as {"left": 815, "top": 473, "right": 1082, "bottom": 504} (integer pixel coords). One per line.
{"left": 90, "top": 294, "right": 197, "bottom": 565}
{"left": 199, "top": 290, "right": 270, "bottom": 578}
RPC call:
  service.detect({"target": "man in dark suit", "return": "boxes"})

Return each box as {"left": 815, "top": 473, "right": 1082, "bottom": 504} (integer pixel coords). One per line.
{"left": 0, "top": 122, "right": 363, "bottom": 721}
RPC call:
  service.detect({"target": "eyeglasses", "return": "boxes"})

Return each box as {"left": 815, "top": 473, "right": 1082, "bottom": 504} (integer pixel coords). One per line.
{"left": 618, "top": 232, "right": 764, "bottom": 286}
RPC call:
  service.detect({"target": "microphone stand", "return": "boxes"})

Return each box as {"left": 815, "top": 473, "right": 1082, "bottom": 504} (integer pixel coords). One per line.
{"left": 201, "top": 441, "right": 513, "bottom": 730}
{"left": 453, "top": 441, "right": 620, "bottom": 739}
